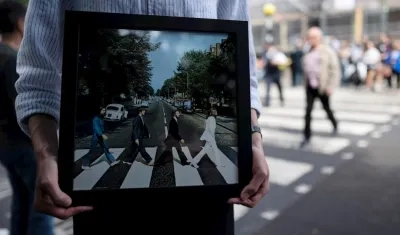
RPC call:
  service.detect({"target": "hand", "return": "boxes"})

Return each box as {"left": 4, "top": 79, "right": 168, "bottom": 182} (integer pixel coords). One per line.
{"left": 29, "top": 114, "right": 93, "bottom": 219}
{"left": 180, "top": 139, "right": 185, "bottom": 144}
{"left": 228, "top": 133, "right": 269, "bottom": 208}
{"left": 35, "top": 157, "right": 93, "bottom": 219}
{"left": 135, "top": 139, "right": 139, "bottom": 145}
{"left": 102, "top": 134, "right": 108, "bottom": 140}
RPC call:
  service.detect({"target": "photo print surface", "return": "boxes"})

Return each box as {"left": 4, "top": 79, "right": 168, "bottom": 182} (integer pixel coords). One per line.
{"left": 73, "top": 28, "right": 238, "bottom": 191}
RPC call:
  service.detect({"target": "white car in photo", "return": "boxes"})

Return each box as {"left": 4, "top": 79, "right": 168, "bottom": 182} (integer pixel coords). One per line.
{"left": 104, "top": 104, "right": 128, "bottom": 122}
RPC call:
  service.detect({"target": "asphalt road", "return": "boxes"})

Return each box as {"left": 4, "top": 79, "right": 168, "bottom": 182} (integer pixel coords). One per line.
{"left": 73, "top": 100, "right": 239, "bottom": 191}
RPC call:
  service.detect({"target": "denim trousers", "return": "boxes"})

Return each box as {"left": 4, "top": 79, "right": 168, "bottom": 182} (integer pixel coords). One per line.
{"left": 0, "top": 145, "right": 53, "bottom": 235}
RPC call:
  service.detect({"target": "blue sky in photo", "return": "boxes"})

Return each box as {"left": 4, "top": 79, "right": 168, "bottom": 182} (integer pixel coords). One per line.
{"left": 119, "top": 29, "right": 227, "bottom": 91}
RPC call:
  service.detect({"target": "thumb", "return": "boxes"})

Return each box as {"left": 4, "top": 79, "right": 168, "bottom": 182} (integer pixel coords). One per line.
{"left": 43, "top": 181, "right": 72, "bottom": 208}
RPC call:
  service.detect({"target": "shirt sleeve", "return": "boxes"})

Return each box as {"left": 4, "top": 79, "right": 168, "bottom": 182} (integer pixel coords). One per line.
{"left": 217, "top": 0, "right": 262, "bottom": 117}
{"left": 14, "top": 0, "right": 66, "bottom": 136}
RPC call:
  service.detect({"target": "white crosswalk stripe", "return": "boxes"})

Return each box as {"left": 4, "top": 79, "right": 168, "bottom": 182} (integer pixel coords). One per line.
{"left": 234, "top": 86, "right": 399, "bottom": 232}
{"left": 73, "top": 145, "right": 238, "bottom": 190}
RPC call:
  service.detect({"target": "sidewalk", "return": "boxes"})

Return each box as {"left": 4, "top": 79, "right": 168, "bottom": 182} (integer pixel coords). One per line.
{"left": 257, "top": 121, "right": 400, "bottom": 235}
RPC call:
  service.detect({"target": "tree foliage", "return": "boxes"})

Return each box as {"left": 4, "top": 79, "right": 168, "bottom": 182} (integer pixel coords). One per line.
{"left": 78, "top": 29, "right": 160, "bottom": 108}
{"left": 160, "top": 35, "right": 236, "bottom": 109}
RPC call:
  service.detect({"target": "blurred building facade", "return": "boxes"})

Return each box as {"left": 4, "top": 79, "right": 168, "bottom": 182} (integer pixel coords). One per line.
{"left": 251, "top": 0, "right": 400, "bottom": 52}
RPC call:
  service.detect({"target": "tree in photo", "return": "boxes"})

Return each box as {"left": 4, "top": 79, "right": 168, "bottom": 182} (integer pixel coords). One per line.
{"left": 171, "top": 50, "right": 214, "bottom": 102}
{"left": 78, "top": 29, "right": 160, "bottom": 118}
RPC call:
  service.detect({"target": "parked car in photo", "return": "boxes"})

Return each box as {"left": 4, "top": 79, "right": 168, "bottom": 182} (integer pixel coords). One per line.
{"left": 182, "top": 100, "right": 193, "bottom": 114}
{"left": 104, "top": 103, "right": 128, "bottom": 122}
{"left": 141, "top": 100, "right": 149, "bottom": 108}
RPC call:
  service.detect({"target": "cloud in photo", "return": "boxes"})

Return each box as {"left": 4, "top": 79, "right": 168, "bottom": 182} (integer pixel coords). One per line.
{"left": 147, "top": 31, "right": 228, "bottom": 90}
{"left": 160, "top": 41, "right": 170, "bottom": 51}
{"left": 149, "top": 31, "right": 162, "bottom": 40}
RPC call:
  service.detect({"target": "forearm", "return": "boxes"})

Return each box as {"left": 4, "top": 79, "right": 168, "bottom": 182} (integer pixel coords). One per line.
{"left": 251, "top": 109, "right": 262, "bottom": 148}
{"left": 28, "top": 114, "right": 59, "bottom": 162}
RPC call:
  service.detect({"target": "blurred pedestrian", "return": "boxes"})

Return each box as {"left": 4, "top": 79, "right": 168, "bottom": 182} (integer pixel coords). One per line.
{"left": 0, "top": 1, "right": 54, "bottom": 234}
{"left": 301, "top": 27, "right": 340, "bottom": 148}
{"left": 263, "top": 43, "right": 287, "bottom": 107}
{"left": 290, "top": 40, "right": 304, "bottom": 86}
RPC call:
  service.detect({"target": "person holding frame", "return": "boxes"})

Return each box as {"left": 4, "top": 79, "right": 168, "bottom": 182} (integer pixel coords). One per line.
{"left": 14, "top": 0, "right": 269, "bottom": 234}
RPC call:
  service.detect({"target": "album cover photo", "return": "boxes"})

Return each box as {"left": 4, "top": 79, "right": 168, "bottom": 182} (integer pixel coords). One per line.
{"left": 72, "top": 28, "right": 239, "bottom": 191}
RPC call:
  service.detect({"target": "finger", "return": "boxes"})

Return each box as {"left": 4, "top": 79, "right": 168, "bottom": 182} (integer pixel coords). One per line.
{"left": 247, "top": 180, "right": 270, "bottom": 207}
{"left": 228, "top": 197, "right": 255, "bottom": 208}
{"left": 227, "top": 197, "right": 241, "bottom": 204}
{"left": 41, "top": 181, "right": 72, "bottom": 208}
{"left": 45, "top": 205, "right": 93, "bottom": 220}
{"left": 240, "top": 172, "right": 265, "bottom": 200}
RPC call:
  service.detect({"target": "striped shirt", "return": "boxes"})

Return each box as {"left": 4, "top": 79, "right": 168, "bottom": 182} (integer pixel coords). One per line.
{"left": 14, "top": 0, "right": 261, "bottom": 135}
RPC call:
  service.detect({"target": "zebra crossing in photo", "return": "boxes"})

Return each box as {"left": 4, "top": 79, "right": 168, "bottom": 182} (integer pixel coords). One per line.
{"left": 73, "top": 145, "right": 239, "bottom": 190}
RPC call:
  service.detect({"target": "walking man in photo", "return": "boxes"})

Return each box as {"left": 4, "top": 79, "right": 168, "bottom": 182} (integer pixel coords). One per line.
{"left": 126, "top": 107, "right": 153, "bottom": 166}
{"left": 81, "top": 107, "right": 120, "bottom": 169}
{"left": 165, "top": 109, "right": 188, "bottom": 166}
{"left": 301, "top": 27, "right": 340, "bottom": 148}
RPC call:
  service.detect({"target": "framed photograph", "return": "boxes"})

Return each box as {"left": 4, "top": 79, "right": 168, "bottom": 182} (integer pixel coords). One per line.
{"left": 58, "top": 11, "right": 253, "bottom": 205}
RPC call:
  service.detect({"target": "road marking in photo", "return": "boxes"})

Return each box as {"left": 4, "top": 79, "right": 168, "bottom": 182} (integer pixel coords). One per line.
{"left": 164, "top": 126, "right": 168, "bottom": 137}
{"left": 266, "top": 157, "right": 314, "bottom": 186}
{"left": 73, "top": 148, "right": 125, "bottom": 190}
{"left": 294, "top": 183, "right": 312, "bottom": 194}
{"left": 173, "top": 147, "right": 203, "bottom": 186}
{"left": 120, "top": 147, "right": 157, "bottom": 189}
{"left": 261, "top": 128, "right": 350, "bottom": 155}
{"left": 262, "top": 107, "right": 392, "bottom": 124}
{"left": 341, "top": 152, "right": 355, "bottom": 160}
{"left": 321, "top": 166, "right": 335, "bottom": 175}
{"left": 74, "top": 149, "right": 89, "bottom": 161}
{"left": 258, "top": 116, "right": 375, "bottom": 136}
{"left": 164, "top": 117, "right": 166, "bottom": 123}
{"left": 214, "top": 148, "right": 239, "bottom": 184}
{"left": 357, "top": 140, "right": 369, "bottom": 148}
{"left": 260, "top": 210, "right": 280, "bottom": 220}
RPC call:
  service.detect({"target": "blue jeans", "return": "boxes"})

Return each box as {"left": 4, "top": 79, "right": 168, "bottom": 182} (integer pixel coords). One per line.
{"left": 82, "top": 135, "right": 116, "bottom": 166}
{"left": 0, "top": 146, "right": 53, "bottom": 235}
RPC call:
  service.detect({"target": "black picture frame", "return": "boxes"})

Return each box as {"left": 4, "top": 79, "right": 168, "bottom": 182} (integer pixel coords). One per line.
{"left": 59, "top": 11, "right": 253, "bottom": 206}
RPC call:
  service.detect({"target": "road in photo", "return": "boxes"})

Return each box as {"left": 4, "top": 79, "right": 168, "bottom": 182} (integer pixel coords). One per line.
{"left": 72, "top": 28, "right": 239, "bottom": 190}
